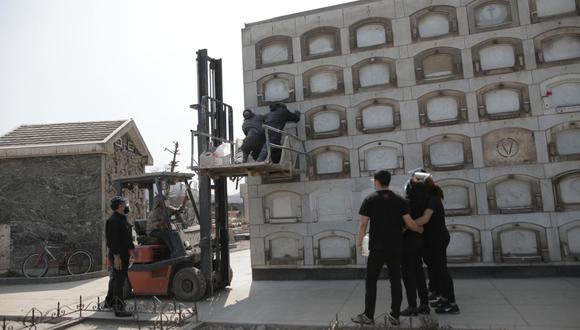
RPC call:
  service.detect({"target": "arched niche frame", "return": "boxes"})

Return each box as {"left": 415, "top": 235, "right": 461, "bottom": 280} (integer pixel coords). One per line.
{"left": 558, "top": 220, "right": 580, "bottom": 261}
{"left": 352, "top": 57, "right": 397, "bottom": 92}
{"left": 309, "top": 187, "right": 353, "bottom": 222}
{"left": 476, "top": 82, "right": 530, "bottom": 120}
{"left": 529, "top": 0, "right": 580, "bottom": 23}
{"left": 553, "top": 170, "right": 580, "bottom": 211}
{"left": 262, "top": 191, "right": 303, "bottom": 224}
{"left": 472, "top": 38, "right": 525, "bottom": 76}
{"left": 414, "top": 47, "right": 463, "bottom": 84}
{"left": 437, "top": 179, "right": 476, "bottom": 216}
{"left": 302, "top": 65, "right": 345, "bottom": 99}
{"left": 255, "top": 35, "right": 293, "bottom": 68}
{"left": 257, "top": 73, "right": 295, "bottom": 106}
{"left": 355, "top": 98, "right": 400, "bottom": 134}
{"left": 264, "top": 232, "right": 304, "bottom": 266}
{"left": 547, "top": 121, "right": 580, "bottom": 162}
{"left": 358, "top": 140, "right": 404, "bottom": 175}
{"left": 313, "top": 230, "right": 356, "bottom": 265}
{"left": 486, "top": 174, "right": 543, "bottom": 214}
{"left": 539, "top": 74, "right": 580, "bottom": 113}
{"left": 349, "top": 17, "right": 393, "bottom": 51}
{"left": 308, "top": 145, "right": 350, "bottom": 180}
{"left": 491, "top": 222, "right": 549, "bottom": 263}
{"left": 422, "top": 134, "right": 473, "bottom": 171}
{"left": 418, "top": 90, "right": 468, "bottom": 126}
{"left": 534, "top": 27, "right": 580, "bottom": 68}
{"left": 467, "top": 0, "right": 520, "bottom": 33}
{"left": 300, "top": 26, "right": 342, "bottom": 60}
{"left": 305, "top": 105, "right": 347, "bottom": 139}
{"left": 410, "top": 6, "right": 458, "bottom": 41}
{"left": 447, "top": 224, "right": 482, "bottom": 262}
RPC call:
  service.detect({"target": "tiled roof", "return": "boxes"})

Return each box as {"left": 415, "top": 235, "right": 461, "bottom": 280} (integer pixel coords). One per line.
{"left": 0, "top": 120, "right": 127, "bottom": 147}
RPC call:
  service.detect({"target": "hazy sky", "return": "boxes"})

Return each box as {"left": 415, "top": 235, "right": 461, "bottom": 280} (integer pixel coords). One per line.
{"left": 0, "top": 0, "right": 351, "bottom": 191}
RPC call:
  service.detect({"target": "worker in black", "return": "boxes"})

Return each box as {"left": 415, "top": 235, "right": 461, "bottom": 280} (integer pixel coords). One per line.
{"left": 400, "top": 179, "right": 430, "bottom": 316}
{"left": 415, "top": 175, "right": 460, "bottom": 314}
{"left": 256, "top": 102, "right": 300, "bottom": 163}
{"left": 240, "top": 109, "right": 266, "bottom": 163}
{"left": 104, "top": 196, "right": 135, "bottom": 317}
{"left": 351, "top": 170, "right": 424, "bottom": 326}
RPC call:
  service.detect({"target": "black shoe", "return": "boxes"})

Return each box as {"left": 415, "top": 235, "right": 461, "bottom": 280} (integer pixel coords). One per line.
{"left": 400, "top": 306, "right": 418, "bottom": 317}
{"left": 351, "top": 313, "right": 373, "bottom": 325}
{"left": 430, "top": 298, "right": 447, "bottom": 308}
{"left": 435, "top": 302, "right": 460, "bottom": 314}
{"left": 418, "top": 304, "right": 431, "bottom": 315}
{"left": 428, "top": 291, "right": 440, "bottom": 302}
{"left": 114, "top": 310, "right": 133, "bottom": 317}
{"left": 387, "top": 312, "right": 400, "bottom": 326}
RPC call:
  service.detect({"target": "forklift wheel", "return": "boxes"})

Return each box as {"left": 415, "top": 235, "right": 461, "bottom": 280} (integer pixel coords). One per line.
{"left": 172, "top": 267, "right": 207, "bottom": 301}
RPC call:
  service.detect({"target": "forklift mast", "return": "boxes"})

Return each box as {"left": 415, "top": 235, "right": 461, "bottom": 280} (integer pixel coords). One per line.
{"left": 193, "top": 49, "right": 232, "bottom": 295}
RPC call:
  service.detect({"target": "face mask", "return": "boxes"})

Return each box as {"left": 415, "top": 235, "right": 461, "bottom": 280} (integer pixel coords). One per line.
{"left": 124, "top": 207, "right": 130, "bottom": 214}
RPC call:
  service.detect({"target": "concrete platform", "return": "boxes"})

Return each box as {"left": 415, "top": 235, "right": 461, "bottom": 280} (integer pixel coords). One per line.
{"left": 1, "top": 248, "right": 579, "bottom": 329}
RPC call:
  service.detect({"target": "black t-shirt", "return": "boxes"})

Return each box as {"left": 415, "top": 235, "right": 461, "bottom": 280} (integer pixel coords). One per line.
{"left": 359, "top": 190, "right": 409, "bottom": 252}
{"left": 423, "top": 194, "right": 449, "bottom": 244}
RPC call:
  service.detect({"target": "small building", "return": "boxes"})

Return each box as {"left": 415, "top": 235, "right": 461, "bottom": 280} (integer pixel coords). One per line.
{"left": 0, "top": 119, "right": 152, "bottom": 275}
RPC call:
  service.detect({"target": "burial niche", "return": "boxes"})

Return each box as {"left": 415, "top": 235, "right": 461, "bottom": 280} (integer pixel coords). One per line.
{"left": 356, "top": 99, "right": 400, "bottom": 133}
{"left": 447, "top": 225, "right": 482, "bottom": 262}
{"left": 313, "top": 231, "right": 356, "bottom": 265}
{"left": 255, "top": 35, "right": 293, "bottom": 68}
{"left": 438, "top": 179, "right": 476, "bottom": 216}
{"left": 530, "top": 0, "right": 579, "bottom": 23}
{"left": 349, "top": 17, "right": 392, "bottom": 51}
{"left": 547, "top": 121, "right": 580, "bottom": 162}
{"left": 301, "top": 27, "right": 341, "bottom": 60}
{"left": 410, "top": 6, "right": 458, "bottom": 41}
{"left": 263, "top": 191, "right": 302, "bottom": 223}
{"left": 414, "top": 48, "right": 463, "bottom": 84}
{"left": 477, "top": 82, "right": 530, "bottom": 120}
{"left": 358, "top": 141, "right": 403, "bottom": 174}
{"left": 305, "top": 105, "right": 347, "bottom": 139}
{"left": 553, "top": 170, "right": 580, "bottom": 211}
{"left": 492, "top": 222, "right": 549, "bottom": 263}
{"left": 303, "top": 66, "right": 344, "bottom": 98}
{"left": 482, "top": 127, "right": 537, "bottom": 166}
{"left": 423, "top": 134, "right": 472, "bottom": 171}
{"left": 535, "top": 28, "right": 580, "bottom": 67}
{"left": 418, "top": 90, "right": 467, "bottom": 126}
{"left": 265, "top": 232, "right": 304, "bottom": 265}
{"left": 559, "top": 220, "right": 580, "bottom": 261}
{"left": 257, "top": 73, "right": 295, "bottom": 105}
{"left": 487, "top": 175, "right": 542, "bottom": 214}
{"left": 540, "top": 75, "right": 580, "bottom": 113}
{"left": 352, "top": 57, "right": 396, "bottom": 91}
{"left": 472, "top": 38, "right": 524, "bottom": 76}
{"left": 310, "top": 188, "right": 353, "bottom": 222}
{"left": 467, "top": 0, "right": 520, "bottom": 33}
{"left": 309, "top": 146, "right": 350, "bottom": 180}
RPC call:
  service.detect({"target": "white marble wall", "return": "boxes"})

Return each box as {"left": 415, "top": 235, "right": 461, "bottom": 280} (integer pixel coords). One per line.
{"left": 241, "top": 0, "right": 580, "bottom": 270}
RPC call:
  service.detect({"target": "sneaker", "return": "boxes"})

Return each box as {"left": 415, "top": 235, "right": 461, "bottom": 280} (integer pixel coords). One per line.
{"left": 351, "top": 313, "right": 374, "bottom": 325}
{"left": 435, "top": 302, "right": 460, "bottom": 314}
{"left": 400, "top": 306, "right": 418, "bottom": 316}
{"left": 418, "top": 304, "right": 431, "bottom": 315}
{"left": 428, "top": 291, "right": 440, "bottom": 302}
{"left": 430, "top": 297, "right": 447, "bottom": 308}
{"left": 386, "top": 312, "right": 400, "bottom": 326}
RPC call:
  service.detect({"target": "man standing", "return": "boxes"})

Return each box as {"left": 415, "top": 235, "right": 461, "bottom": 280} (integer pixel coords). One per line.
{"left": 351, "top": 170, "right": 423, "bottom": 326}
{"left": 256, "top": 102, "right": 300, "bottom": 163}
{"left": 240, "top": 109, "right": 266, "bottom": 163}
{"left": 104, "top": 196, "right": 135, "bottom": 317}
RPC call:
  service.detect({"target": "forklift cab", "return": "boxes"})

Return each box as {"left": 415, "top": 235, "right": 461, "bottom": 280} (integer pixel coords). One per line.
{"left": 112, "top": 172, "right": 208, "bottom": 301}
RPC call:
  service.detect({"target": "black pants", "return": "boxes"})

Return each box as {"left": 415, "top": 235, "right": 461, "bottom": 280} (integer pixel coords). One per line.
{"left": 422, "top": 250, "right": 438, "bottom": 294}
{"left": 364, "top": 249, "right": 402, "bottom": 319}
{"left": 401, "top": 234, "right": 428, "bottom": 307}
{"left": 257, "top": 132, "right": 282, "bottom": 163}
{"left": 105, "top": 255, "right": 129, "bottom": 310}
{"left": 424, "top": 235, "right": 456, "bottom": 303}
{"left": 240, "top": 132, "right": 265, "bottom": 162}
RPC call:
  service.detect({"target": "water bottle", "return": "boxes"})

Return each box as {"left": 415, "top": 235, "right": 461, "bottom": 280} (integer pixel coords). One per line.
{"left": 362, "top": 233, "right": 370, "bottom": 257}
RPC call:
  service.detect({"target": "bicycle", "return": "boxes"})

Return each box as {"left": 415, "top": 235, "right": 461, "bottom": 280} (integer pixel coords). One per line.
{"left": 21, "top": 236, "right": 93, "bottom": 278}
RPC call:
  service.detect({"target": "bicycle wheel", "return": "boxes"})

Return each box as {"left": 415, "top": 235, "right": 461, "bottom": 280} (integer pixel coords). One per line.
{"left": 22, "top": 253, "right": 49, "bottom": 278}
{"left": 67, "top": 250, "right": 93, "bottom": 275}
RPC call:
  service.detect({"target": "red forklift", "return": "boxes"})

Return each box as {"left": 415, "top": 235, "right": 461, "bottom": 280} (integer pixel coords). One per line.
{"left": 112, "top": 172, "right": 232, "bottom": 301}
